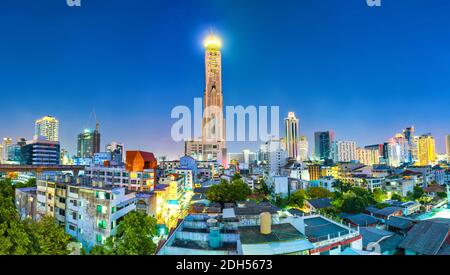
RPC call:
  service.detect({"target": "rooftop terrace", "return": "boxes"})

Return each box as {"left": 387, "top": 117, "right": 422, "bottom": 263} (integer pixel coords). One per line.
{"left": 304, "top": 217, "right": 351, "bottom": 242}
{"left": 239, "top": 223, "right": 306, "bottom": 245}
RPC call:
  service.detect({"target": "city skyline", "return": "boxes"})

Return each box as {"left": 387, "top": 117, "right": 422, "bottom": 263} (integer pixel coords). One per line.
{"left": 1, "top": 0, "right": 450, "bottom": 158}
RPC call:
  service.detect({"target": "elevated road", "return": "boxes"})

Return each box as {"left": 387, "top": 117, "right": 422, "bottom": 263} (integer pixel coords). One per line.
{"left": 0, "top": 164, "right": 85, "bottom": 175}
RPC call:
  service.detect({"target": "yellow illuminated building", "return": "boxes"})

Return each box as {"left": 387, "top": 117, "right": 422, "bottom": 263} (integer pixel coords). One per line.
{"left": 416, "top": 134, "right": 436, "bottom": 166}
{"left": 35, "top": 115, "right": 59, "bottom": 142}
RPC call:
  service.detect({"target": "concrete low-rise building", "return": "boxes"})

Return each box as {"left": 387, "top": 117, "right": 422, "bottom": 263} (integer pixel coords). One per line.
{"left": 15, "top": 187, "right": 38, "bottom": 221}
{"left": 65, "top": 182, "right": 136, "bottom": 250}
{"left": 85, "top": 165, "right": 156, "bottom": 192}
{"left": 34, "top": 174, "right": 137, "bottom": 251}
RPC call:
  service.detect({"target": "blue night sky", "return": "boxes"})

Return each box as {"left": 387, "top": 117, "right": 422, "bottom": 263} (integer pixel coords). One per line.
{"left": 0, "top": 0, "right": 449, "bottom": 159}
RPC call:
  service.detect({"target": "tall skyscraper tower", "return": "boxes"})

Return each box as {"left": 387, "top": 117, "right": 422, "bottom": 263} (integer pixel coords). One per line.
{"left": 299, "top": 136, "right": 309, "bottom": 161}
{"left": 2, "top": 137, "right": 13, "bottom": 162}
{"left": 284, "top": 112, "right": 299, "bottom": 159}
{"left": 77, "top": 122, "right": 101, "bottom": 158}
{"left": 35, "top": 115, "right": 59, "bottom": 142}
{"left": 314, "top": 131, "right": 334, "bottom": 161}
{"left": 403, "top": 126, "right": 415, "bottom": 164}
{"left": 417, "top": 134, "right": 436, "bottom": 166}
{"left": 202, "top": 33, "right": 225, "bottom": 144}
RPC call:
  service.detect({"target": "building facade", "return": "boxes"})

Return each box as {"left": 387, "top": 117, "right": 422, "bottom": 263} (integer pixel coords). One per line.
{"left": 35, "top": 115, "right": 59, "bottom": 142}
{"left": 333, "top": 140, "right": 357, "bottom": 162}
{"left": 299, "top": 136, "right": 309, "bottom": 162}
{"left": 284, "top": 112, "right": 299, "bottom": 160}
{"left": 314, "top": 131, "right": 334, "bottom": 161}
{"left": 20, "top": 136, "right": 60, "bottom": 165}
{"left": 416, "top": 134, "right": 436, "bottom": 166}
{"left": 77, "top": 124, "right": 101, "bottom": 158}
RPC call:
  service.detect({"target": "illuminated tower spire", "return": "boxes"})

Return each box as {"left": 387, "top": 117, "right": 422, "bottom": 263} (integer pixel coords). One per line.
{"left": 202, "top": 32, "right": 224, "bottom": 144}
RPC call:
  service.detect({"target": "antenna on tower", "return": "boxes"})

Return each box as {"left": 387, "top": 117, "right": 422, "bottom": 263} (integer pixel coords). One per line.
{"left": 85, "top": 109, "right": 98, "bottom": 131}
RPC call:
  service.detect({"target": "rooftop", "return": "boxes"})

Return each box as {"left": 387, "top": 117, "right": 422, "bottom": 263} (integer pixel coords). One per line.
{"left": 385, "top": 216, "right": 415, "bottom": 230}
{"left": 343, "top": 213, "right": 381, "bottom": 227}
{"left": 365, "top": 206, "right": 404, "bottom": 217}
{"left": 307, "top": 198, "right": 332, "bottom": 209}
{"left": 359, "top": 227, "right": 404, "bottom": 253}
{"left": 304, "top": 217, "right": 351, "bottom": 241}
{"left": 16, "top": 187, "right": 37, "bottom": 194}
{"left": 399, "top": 218, "right": 450, "bottom": 255}
{"left": 234, "top": 201, "right": 280, "bottom": 216}
{"left": 239, "top": 223, "right": 306, "bottom": 245}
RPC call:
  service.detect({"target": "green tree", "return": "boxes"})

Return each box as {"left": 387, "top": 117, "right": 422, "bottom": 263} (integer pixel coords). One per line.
{"left": 288, "top": 190, "right": 307, "bottom": 208}
{"left": 15, "top": 178, "right": 37, "bottom": 189}
{"left": 0, "top": 203, "right": 31, "bottom": 255}
{"left": 372, "top": 188, "right": 387, "bottom": 203}
{"left": 91, "top": 211, "right": 158, "bottom": 255}
{"left": 206, "top": 179, "right": 252, "bottom": 204}
{"left": 350, "top": 186, "right": 376, "bottom": 205}
{"left": 332, "top": 180, "right": 352, "bottom": 193}
{"left": 306, "top": 187, "right": 333, "bottom": 200}
{"left": 273, "top": 194, "right": 289, "bottom": 209}
{"left": 341, "top": 196, "right": 367, "bottom": 214}
{"left": 231, "top": 173, "right": 242, "bottom": 181}
{"left": 411, "top": 186, "right": 425, "bottom": 201}
{"left": 24, "top": 216, "right": 71, "bottom": 255}
{"left": 258, "top": 179, "right": 272, "bottom": 197}
{"left": 390, "top": 193, "right": 405, "bottom": 202}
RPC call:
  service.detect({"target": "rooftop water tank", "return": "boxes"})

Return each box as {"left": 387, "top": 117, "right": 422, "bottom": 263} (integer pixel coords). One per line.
{"left": 260, "top": 212, "right": 272, "bottom": 235}
{"left": 207, "top": 218, "right": 218, "bottom": 228}
{"left": 209, "top": 227, "right": 222, "bottom": 249}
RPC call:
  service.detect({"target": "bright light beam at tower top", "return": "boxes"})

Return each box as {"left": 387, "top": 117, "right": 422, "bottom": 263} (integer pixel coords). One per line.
{"left": 203, "top": 33, "right": 222, "bottom": 49}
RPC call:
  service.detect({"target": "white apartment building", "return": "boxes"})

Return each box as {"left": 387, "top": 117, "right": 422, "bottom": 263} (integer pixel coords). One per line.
{"left": 35, "top": 115, "right": 59, "bottom": 142}
{"left": 333, "top": 141, "right": 357, "bottom": 162}
{"left": 84, "top": 166, "right": 156, "bottom": 192}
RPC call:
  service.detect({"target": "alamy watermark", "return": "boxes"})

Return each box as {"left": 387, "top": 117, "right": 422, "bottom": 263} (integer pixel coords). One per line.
{"left": 171, "top": 98, "right": 280, "bottom": 143}
{"left": 66, "top": 1, "right": 381, "bottom": 8}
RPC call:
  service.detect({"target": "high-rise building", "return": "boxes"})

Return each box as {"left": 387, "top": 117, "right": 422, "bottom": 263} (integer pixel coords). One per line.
{"left": 106, "top": 141, "right": 125, "bottom": 164}
{"left": 2, "top": 137, "right": 13, "bottom": 162}
{"left": 35, "top": 116, "right": 59, "bottom": 142}
{"left": 284, "top": 112, "right": 299, "bottom": 159}
{"left": 299, "top": 136, "right": 309, "bottom": 161}
{"left": 403, "top": 126, "right": 415, "bottom": 164}
{"left": 77, "top": 123, "right": 101, "bottom": 158}
{"left": 357, "top": 147, "right": 380, "bottom": 166}
{"left": 202, "top": 33, "right": 224, "bottom": 144}
{"left": 187, "top": 32, "right": 227, "bottom": 166}
{"left": 417, "top": 134, "right": 436, "bottom": 166}
{"left": 314, "top": 131, "right": 334, "bottom": 161}
{"left": 446, "top": 134, "right": 450, "bottom": 162}
{"left": 20, "top": 136, "right": 60, "bottom": 165}
{"left": 332, "top": 140, "right": 357, "bottom": 163}
{"left": 267, "top": 139, "right": 288, "bottom": 176}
